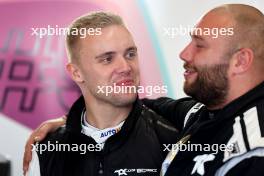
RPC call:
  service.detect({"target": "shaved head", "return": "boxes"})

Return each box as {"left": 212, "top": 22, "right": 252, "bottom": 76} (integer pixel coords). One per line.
{"left": 181, "top": 4, "right": 264, "bottom": 108}
{"left": 207, "top": 4, "right": 264, "bottom": 68}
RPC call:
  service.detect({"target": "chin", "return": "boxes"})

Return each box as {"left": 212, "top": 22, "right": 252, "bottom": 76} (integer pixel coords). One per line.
{"left": 183, "top": 81, "right": 192, "bottom": 91}
{"left": 183, "top": 81, "right": 196, "bottom": 96}
{"left": 103, "top": 92, "right": 136, "bottom": 107}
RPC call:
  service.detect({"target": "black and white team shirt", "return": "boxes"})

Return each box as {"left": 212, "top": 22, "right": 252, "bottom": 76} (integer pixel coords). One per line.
{"left": 143, "top": 81, "right": 264, "bottom": 176}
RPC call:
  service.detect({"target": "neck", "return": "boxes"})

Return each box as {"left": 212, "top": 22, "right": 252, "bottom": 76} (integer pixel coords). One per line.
{"left": 83, "top": 95, "right": 132, "bottom": 129}
{"left": 207, "top": 77, "right": 263, "bottom": 110}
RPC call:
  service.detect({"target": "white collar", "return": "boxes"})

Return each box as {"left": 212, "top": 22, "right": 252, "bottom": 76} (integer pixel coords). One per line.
{"left": 81, "top": 110, "right": 125, "bottom": 144}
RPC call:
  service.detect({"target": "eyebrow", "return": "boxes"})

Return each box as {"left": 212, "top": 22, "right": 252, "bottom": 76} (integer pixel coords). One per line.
{"left": 95, "top": 51, "right": 115, "bottom": 59}
{"left": 95, "top": 46, "right": 137, "bottom": 59}
{"left": 189, "top": 32, "right": 204, "bottom": 41}
{"left": 125, "top": 46, "right": 137, "bottom": 52}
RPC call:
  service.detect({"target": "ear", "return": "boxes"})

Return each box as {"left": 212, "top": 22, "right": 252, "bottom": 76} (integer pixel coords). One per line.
{"left": 66, "top": 63, "right": 84, "bottom": 83}
{"left": 230, "top": 48, "right": 254, "bottom": 75}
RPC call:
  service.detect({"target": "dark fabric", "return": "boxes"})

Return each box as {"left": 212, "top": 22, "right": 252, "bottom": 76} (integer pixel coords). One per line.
{"left": 0, "top": 154, "right": 11, "bottom": 176}
{"left": 225, "top": 156, "right": 264, "bottom": 176}
{"left": 37, "top": 97, "right": 179, "bottom": 176}
{"left": 143, "top": 81, "right": 264, "bottom": 176}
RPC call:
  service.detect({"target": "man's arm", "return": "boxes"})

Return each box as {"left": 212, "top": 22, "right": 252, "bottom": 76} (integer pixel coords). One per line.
{"left": 23, "top": 116, "right": 66, "bottom": 175}
{"left": 23, "top": 97, "right": 195, "bottom": 174}
{"left": 26, "top": 150, "right": 41, "bottom": 176}
{"left": 142, "top": 97, "right": 197, "bottom": 131}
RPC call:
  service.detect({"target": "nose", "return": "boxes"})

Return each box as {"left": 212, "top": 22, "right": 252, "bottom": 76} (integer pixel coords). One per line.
{"left": 179, "top": 42, "right": 193, "bottom": 63}
{"left": 116, "top": 57, "right": 132, "bottom": 75}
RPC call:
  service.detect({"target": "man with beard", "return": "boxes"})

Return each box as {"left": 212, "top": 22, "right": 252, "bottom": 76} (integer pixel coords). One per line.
{"left": 146, "top": 4, "right": 264, "bottom": 175}
{"left": 25, "top": 12, "right": 178, "bottom": 176}
{"left": 24, "top": 4, "right": 264, "bottom": 176}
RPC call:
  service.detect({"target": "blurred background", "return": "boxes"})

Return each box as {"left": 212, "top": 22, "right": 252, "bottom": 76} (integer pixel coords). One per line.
{"left": 0, "top": 0, "right": 263, "bottom": 175}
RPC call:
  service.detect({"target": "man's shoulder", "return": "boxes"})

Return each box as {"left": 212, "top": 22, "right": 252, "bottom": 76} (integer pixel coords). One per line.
{"left": 142, "top": 96, "right": 197, "bottom": 109}
{"left": 172, "top": 97, "right": 198, "bottom": 107}
{"left": 139, "top": 97, "right": 200, "bottom": 132}
{"left": 139, "top": 105, "right": 179, "bottom": 143}
{"left": 39, "top": 126, "right": 68, "bottom": 145}
{"left": 141, "top": 104, "right": 177, "bottom": 130}
{"left": 222, "top": 100, "right": 264, "bottom": 163}
{"left": 240, "top": 101, "right": 264, "bottom": 149}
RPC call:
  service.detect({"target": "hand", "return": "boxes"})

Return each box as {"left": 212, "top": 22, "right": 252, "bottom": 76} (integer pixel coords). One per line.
{"left": 23, "top": 115, "right": 67, "bottom": 175}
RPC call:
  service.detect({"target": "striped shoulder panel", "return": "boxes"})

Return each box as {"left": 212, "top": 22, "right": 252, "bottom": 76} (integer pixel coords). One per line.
{"left": 223, "top": 106, "right": 264, "bottom": 162}
{"left": 183, "top": 103, "right": 204, "bottom": 128}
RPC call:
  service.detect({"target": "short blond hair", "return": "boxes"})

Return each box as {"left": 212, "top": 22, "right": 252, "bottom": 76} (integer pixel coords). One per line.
{"left": 66, "top": 11, "right": 124, "bottom": 63}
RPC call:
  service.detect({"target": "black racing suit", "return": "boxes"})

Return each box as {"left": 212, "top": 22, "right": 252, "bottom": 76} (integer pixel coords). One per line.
{"left": 37, "top": 96, "right": 178, "bottom": 176}
{"left": 143, "top": 81, "right": 264, "bottom": 176}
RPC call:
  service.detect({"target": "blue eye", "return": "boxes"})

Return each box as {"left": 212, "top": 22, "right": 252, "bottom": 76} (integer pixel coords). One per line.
{"left": 126, "top": 51, "right": 137, "bottom": 59}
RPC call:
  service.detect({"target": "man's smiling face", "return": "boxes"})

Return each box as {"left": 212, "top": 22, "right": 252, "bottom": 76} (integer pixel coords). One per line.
{"left": 75, "top": 25, "right": 140, "bottom": 107}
